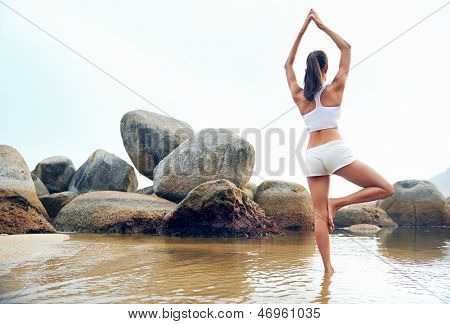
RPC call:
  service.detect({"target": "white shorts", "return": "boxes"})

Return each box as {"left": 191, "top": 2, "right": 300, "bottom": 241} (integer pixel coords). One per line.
{"left": 304, "top": 139, "right": 356, "bottom": 177}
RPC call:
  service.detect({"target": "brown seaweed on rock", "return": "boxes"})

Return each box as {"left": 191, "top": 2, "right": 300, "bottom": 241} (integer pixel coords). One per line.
{"left": 162, "top": 179, "right": 283, "bottom": 238}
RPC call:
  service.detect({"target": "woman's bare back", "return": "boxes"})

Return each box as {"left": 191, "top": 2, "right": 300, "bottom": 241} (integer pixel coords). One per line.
{"left": 295, "top": 85, "right": 344, "bottom": 117}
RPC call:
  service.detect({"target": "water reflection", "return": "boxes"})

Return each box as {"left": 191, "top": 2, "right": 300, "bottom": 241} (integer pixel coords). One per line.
{"left": 312, "top": 273, "right": 332, "bottom": 304}
{"left": 377, "top": 227, "right": 449, "bottom": 262}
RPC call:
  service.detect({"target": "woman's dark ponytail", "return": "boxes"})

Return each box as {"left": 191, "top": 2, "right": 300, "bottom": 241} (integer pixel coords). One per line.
{"left": 303, "top": 50, "right": 328, "bottom": 101}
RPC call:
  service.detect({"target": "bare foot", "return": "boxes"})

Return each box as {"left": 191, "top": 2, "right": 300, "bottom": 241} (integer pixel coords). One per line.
{"left": 327, "top": 198, "right": 339, "bottom": 233}
{"left": 324, "top": 264, "right": 335, "bottom": 274}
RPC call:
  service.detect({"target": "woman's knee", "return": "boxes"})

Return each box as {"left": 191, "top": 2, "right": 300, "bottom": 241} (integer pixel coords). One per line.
{"left": 382, "top": 183, "right": 395, "bottom": 198}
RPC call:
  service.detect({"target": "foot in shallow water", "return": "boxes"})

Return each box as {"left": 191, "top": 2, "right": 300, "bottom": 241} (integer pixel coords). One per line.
{"left": 324, "top": 264, "right": 335, "bottom": 274}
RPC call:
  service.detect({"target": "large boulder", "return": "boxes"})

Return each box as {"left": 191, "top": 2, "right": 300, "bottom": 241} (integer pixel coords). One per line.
{"left": 39, "top": 191, "right": 78, "bottom": 219}
{"left": 54, "top": 191, "right": 176, "bottom": 233}
{"left": 31, "top": 173, "right": 49, "bottom": 197}
{"left": 120, "top": 110, "right": 194, "bottom": 180}
{"left": 32, "top": 156, "right": 75, "bottom": 193}
{"left": 68, "top": 149, "right": 138, "bottom": 194}
{"left": 0, "top": 145, "right": 55, "bottom": 234}
{"left": 254, "top": 180, "right": 315, "bottom": 230}
{"left": 334, "top": 203, "right": 397, "bottom": 228}
{"left": 377, "top": 180, "right": 449, "bottom": 226}
{"left": 154, "top": 128, "right": 255, "bottom": 202}
{"left": 161, "top": 179, "right": 281, "bottom": 237}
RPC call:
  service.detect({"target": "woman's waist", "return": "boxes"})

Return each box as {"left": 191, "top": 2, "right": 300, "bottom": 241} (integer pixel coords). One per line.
{"left": 306, "top": 129, "right": 343, "bottom": 150}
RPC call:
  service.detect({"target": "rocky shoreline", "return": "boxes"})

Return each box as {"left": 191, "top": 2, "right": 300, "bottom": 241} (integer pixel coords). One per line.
{"left": 1, "top": 110, "right": 449, "bottom": 236}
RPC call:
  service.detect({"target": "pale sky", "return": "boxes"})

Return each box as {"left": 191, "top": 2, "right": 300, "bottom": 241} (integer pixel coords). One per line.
{"left": 1, "top": 0, "right": 449, "bottom": 197}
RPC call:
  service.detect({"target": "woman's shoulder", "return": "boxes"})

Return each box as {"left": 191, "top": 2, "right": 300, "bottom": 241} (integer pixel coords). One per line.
{"left": 292, "top": 88, "right": 305, "bottom": 104}
{"left": 295, "top": 92, "right": 317, "bottom": 115}
{"left": 321, "top": 83, "right": 344, "bottom": 107}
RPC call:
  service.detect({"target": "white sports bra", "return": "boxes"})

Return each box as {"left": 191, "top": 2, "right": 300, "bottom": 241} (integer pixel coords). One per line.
{"left": 302, "top": 84, "right": 341, "bottom": 133}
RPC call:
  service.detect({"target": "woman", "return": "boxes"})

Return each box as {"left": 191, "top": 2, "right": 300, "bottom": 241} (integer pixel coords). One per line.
{"left": 284, "top": 9, "right": 394, "bottom": 273}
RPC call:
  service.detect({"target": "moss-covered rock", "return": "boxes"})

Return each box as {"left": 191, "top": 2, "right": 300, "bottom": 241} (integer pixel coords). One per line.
{"left": 54, "top": 191, "right": 176, "bottom": 233}
{"left": 162, "top": 179, "right": 282, "bottom": 237}
{"left": 254, "top": 180, "right": 314, "bottom": 230}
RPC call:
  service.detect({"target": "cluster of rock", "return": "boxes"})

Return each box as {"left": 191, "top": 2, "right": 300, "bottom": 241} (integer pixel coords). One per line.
{"left": 1, "top": 110, "right": 449, "bottom": 236}
{"left": 335, "top": 180, "right": 450, "bottom": 229}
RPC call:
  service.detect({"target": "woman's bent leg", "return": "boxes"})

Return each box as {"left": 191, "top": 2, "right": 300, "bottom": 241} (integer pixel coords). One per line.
{"left": 330, "top": 160, "right": 395, "bottom": 213}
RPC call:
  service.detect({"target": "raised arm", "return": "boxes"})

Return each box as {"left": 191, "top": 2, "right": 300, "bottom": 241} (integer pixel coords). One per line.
{"left": 284, "top": 10, "right": 313, "bottom": 100}
{"left": 311, "top": 10, "right": 351, "bottom": 91}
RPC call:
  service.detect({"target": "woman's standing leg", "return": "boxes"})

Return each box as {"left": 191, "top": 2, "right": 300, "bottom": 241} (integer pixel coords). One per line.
{"left": 307, "top": 175, "right": 334, "bottom": 273}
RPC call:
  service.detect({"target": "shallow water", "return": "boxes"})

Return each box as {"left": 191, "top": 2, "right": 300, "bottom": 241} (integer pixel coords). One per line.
{"left": 0, "top": 228, "right": 449, "bottom": 303}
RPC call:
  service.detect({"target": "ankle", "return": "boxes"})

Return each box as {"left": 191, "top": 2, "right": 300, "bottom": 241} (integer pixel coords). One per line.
{"left": 324, "top": 264, "right": 334, "bottom": 273}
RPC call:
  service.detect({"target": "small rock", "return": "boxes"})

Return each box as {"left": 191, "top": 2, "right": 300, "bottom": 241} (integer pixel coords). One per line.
{"left": 342, "top": 224, "right": 381, "bottom": 234}
{"left": 334, "top": 203, "right": 397, "bottom": 228}
{"left": 39, "top": 191, "right": 78, "bottom": 219}
{"left": 136, "top": 186, "right": 154, "bottom": 195}
{"left": 31, "top": 173, "right": 49, "bottom": 197}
